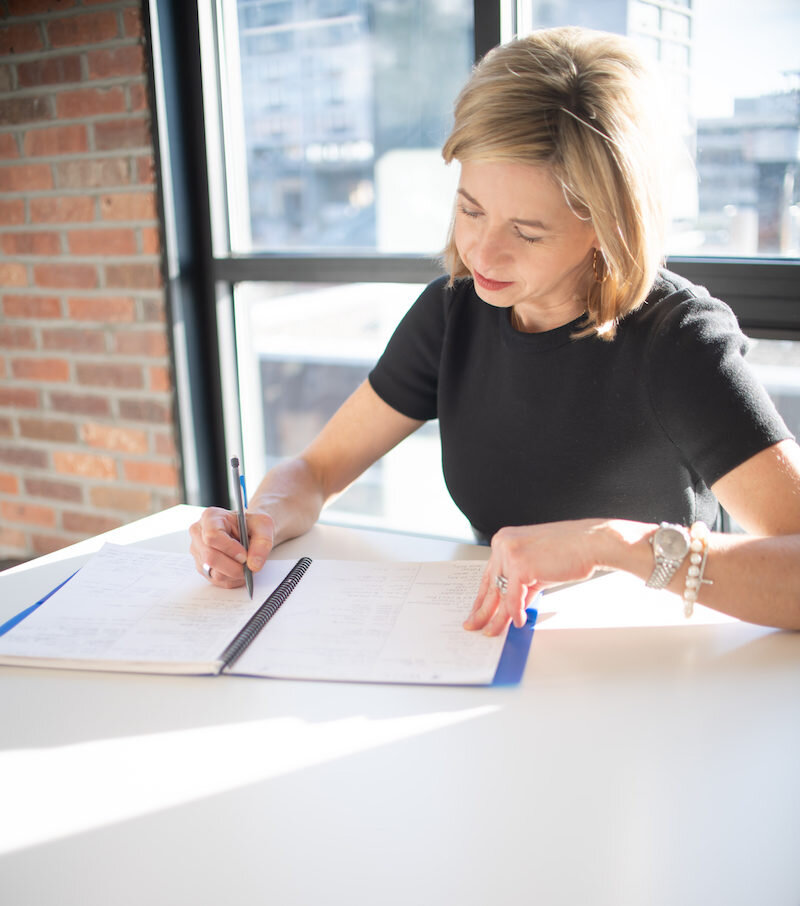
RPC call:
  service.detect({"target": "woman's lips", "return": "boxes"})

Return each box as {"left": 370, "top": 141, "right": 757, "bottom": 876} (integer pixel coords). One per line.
{"left": 473, "top": 270, "right": 513, "bottom": 291}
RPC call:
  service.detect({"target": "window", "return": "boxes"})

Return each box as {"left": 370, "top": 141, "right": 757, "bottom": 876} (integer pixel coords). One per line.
{"left": 151, "top": 0, "right": 799, "bottom": 534}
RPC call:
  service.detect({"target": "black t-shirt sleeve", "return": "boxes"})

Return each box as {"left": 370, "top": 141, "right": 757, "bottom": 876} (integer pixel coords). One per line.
{"left": 368, "top": 276, "right": 451, "bottom": 421}
{"left": 646, "top": 290, "right": 792, "bottom": 486}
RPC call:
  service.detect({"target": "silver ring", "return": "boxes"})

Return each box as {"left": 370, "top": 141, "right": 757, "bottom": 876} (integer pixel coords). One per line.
{"left": 494, "top": 574, "right": 509, "bottom": 594}
{"left": 202, "top": 562, "right": 213, "bottom": 580}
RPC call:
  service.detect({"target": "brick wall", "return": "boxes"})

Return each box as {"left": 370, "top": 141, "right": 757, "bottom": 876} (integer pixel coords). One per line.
{"left": 0, "top": 0, "right": 182, "bottom": 561}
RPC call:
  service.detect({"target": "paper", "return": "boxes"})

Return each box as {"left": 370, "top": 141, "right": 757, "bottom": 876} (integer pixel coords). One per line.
{"left": 0, "top": 546, "right": 511, "bottom": 685}
{"left": 0, "top": 545, "right": 283, "bottom": 672}
{"left": 232, "top": 559, "right": 507, "bottom": 684}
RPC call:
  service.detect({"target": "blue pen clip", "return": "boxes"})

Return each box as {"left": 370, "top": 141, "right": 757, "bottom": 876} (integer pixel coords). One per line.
{"left": 239, "top": 474, "right": 248, "bottom": 509}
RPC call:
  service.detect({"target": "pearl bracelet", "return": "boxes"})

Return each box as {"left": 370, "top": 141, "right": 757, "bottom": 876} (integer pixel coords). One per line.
{"left": 683, "top": 522, "right": 713, "bottom": 618}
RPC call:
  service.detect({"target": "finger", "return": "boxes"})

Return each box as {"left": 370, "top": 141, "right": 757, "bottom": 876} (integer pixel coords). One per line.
{"left": 191, "top": 509, "right": 250, "bottom": 582}
{"left": 483, "top": 606, "right": 512, "bottom": 637}
{"left": 464, "top": 582, "right": 502, "bottom": 632}
{"left": 245, "top": 513, "right": 275, "bottom": 572}
{"left": 464, "top": 567, "right": 492, "bottom": 626}
{"left": 194, "top": 559, "right": 244, "bottom": 590}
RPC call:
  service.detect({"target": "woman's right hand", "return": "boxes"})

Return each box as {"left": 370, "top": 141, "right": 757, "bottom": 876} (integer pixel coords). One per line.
{"left": 189, "top": 506, "right": 276, "bottom": 588}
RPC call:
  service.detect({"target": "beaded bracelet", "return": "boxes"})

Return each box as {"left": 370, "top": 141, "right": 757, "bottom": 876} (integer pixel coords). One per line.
{"left": 683, "top": 522, "right": 713, "bottom": 618}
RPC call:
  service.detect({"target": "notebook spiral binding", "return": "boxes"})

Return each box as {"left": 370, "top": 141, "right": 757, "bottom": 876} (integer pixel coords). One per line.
{"left": 219, "top": 556, "right": 313, "bottom": 670}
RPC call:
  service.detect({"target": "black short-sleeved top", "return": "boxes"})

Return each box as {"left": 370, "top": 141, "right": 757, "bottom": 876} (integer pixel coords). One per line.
{"left": 368, "top": 269, "right": 791, "bottom": 541}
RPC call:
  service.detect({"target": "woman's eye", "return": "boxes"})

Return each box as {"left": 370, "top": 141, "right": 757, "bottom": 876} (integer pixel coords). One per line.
{"left": 516, "top": 228, "right": 540, "bottom": 244}
{"left": 458, "top": 205, "right": 481, "bottom": 218}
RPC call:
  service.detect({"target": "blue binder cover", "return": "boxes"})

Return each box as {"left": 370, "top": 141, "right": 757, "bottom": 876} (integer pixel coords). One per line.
{"left": 491, "top": 606, "right": 537, "bottom": 686}
{"left": 0, "top": 570, "right": 79, "bottom": 637}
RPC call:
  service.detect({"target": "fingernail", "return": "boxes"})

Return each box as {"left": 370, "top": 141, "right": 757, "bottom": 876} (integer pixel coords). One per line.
{"left": 235, "top": 553, "right": 247, "bottom": 565}
{"left": 250, "top": 556, "right": 264, "bottom": 570}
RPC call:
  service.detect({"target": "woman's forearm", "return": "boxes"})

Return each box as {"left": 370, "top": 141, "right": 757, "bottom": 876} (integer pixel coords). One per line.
{"left": 598, "top": 520, "right": 800, "bottom": 630}
{"left": 248, "top": 456, "right": 328, "bottom": 548}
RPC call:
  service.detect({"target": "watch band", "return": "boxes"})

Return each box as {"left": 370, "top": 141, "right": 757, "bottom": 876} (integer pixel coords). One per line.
{"left": 646, "top": 558, "right": 683, "bottom": 590}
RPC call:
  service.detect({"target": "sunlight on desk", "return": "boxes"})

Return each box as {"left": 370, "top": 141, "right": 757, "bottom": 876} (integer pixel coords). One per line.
{"left": 538, "top": 571, "right": 737, "bottom": 630}
{"left": 0, "top": 704, "right": 497, "bottom": 855}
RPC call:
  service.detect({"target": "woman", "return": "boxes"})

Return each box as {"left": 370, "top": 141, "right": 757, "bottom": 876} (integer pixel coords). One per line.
{"left": 190, "top": 27, "right": 800, "bottom": 630}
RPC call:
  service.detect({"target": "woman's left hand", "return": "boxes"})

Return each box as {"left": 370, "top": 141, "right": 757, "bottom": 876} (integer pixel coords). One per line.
{"left": 464, "top": 519, "right": 610, "bottom": 635}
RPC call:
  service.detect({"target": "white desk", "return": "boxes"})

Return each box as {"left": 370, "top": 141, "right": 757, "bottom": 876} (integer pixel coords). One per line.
{"left": 1, "top": 505, "right": 798, "bottom": 905}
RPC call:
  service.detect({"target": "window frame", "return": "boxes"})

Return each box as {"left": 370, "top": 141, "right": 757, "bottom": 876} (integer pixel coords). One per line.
{"left": 147, "top": 0, "right": 800, "bottom": 508}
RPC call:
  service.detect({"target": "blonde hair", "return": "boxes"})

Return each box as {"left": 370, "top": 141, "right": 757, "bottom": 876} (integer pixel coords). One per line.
{"left": 442, "top": 26, "right": 667, "bottom": 340}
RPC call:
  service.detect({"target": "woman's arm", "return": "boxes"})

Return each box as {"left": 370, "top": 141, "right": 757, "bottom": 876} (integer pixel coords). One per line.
{"left": 465, "top": 517, "right": 800, "bottom": 635}
{"left": 189, "top": 380, "right": 424, "bottom": 587}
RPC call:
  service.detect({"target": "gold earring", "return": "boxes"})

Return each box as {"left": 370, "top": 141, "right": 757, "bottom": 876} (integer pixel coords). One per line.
{"left": 593, "top": 248, "right": 608, "bottom": 284}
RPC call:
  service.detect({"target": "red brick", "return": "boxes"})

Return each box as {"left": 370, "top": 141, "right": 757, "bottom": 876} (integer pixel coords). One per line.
{"left": 0, "top": 134, "right": 19, "bottom": 159}
{"left": 154, "top": 431, "right": 176, "bottom": 457}
{"left": 25, "top": 477, "right": 83, "bottom": 503}
{"left": 123, "top": 6, "right": 143, "bottom": 38}
{"left": 12, "top": 357, "right": 70, "bottom": 382}
{"left": 141, "top": 226, "right": 160, "bottom": 254}
{"left": 0, "top": 200, "right": 25, "bottom": 224}
{"left": 100, "top": 191, "right": 156, "bottom": 220}
{"left": 2, "top": 501, "right": 56, "bottom": 528}
{"left": 0, "top": 23, "right": 44, "bottom": 56}
{"left": 24, "top": 123, "right": 89, "bottom": 157}
{"left": 82, "top": 422, "right": 148, "bottom": 453}
{"left": 75, "top": 361, "right": 143, "bottom": 388}
{"left": 0, "top": 445, "right": 49, "bottom": 468}
{"left": 30, "top": 195, "right": 94, "bottom": 223}
{"left": 68, "top": 295, "right": 135, "bottom": 321}
{"left": 48, "top": 12, "right": 119, "bottom": 49}
{"left": 0, "top": 163, "right": 53, "bottom": 192}
{"left": 0, "top": 386, "right": 40, "bottom": 408}
{"left": 0, "top": 472, "right": 20, "bottom": 494}
{"left": 62, "top": 510, "right": 123, "bottom": 535}
{"left": 115, "top": 329, "right": 168, "bottom": 357}
{"left": 41, "top": 327, "right": 106, "bottom": 354}
{"left": 0, "top": 325, "right": 36, "bottom": 349}
{"left": 0, "top": 95, "right": 52, "bottom": 128}
{"left": 94, "top": 116, "right": 150, "bottom": 151}
{"left": 57, "top": 86, "right": 126, "bottom": 119}
{"left": 0, "top": 527, "right": 27, "bottom": 551}
{"left": 16, "top": 54, "right": 82, "bottom": 89}
{"left": 0, "top": 64, "right": 11, "bottom": 94}
{"left": 87, "top": 45, "right": 144, "bottom": 80}
{"left": 149, "top": 365, "right": 171, "bottom": 392}
{"left": 118, "top": 397, "right": 171, "bottom": 423}
{"left": 19, "top": 417, "right": 78, "bottom": 443}
{"left": 105, "top": 262, "right": 161, "bottom": 290}
{"left": 0, "top": 417, "right": 12, "bottom": 437}
{"left": 123, "top": 460, "right": 179, "bottom": 487}
{"left": 0, "top": 262, "right": 28, "bottom": 286}
{"left": 141, "top": 298, "right": 166, "bottom": 322}
{"left": 34, "top": 262, "right": 98, "bottom": 289}
{"left": 129, "top": 82, "right": 147, "bottom": 112}
{"left": 68, "top": 227, "right": 136, "bottom": 256}
{"left": 1, "top": 231, "right": 61, "bottom": 255}
{"left": 53, "top": 449, "right": 116, "bottom": 479}
{"left": 9, "top": 0, "right": 78, "bottom": 13}
{"left": 49, "top": 391, "right": 110, "bottom": 416}
{"left": 31, "top": 532, "right": 84, "bottom": 555}
{"left": 135, "top": 155, "right": 155, "bottom": 184}
{"left": 90, "top": 484, "right": 151, "bottom": 512}
{"left": 3, "top": 295, "right": 61, "bottom": 319}
{"left": 55, "top": 157, "right": 130, "bottom": 189}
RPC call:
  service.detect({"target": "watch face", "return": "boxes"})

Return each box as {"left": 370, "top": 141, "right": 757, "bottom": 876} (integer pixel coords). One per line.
{"left": 656, "top": 526, "right": 689, "bottom": 559}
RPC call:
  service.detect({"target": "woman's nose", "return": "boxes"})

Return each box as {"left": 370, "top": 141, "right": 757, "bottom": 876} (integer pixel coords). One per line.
{"left": 472, "top": 226, "right": 511, "bottom": 271}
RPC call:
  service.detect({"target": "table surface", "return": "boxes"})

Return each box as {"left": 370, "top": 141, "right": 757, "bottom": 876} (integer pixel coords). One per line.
{"left": 1, "top": 505, "right": 798, "bottom": 906}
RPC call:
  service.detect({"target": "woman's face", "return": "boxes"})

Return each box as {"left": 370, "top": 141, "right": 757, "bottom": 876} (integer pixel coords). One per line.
{"left": 453, "top": 159, "right": 597, "bottom": 332}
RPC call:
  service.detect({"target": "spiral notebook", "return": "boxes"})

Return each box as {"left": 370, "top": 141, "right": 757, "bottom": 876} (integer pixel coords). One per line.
{"left": 0, "top": 543, "right": 536, "bottom": 686}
